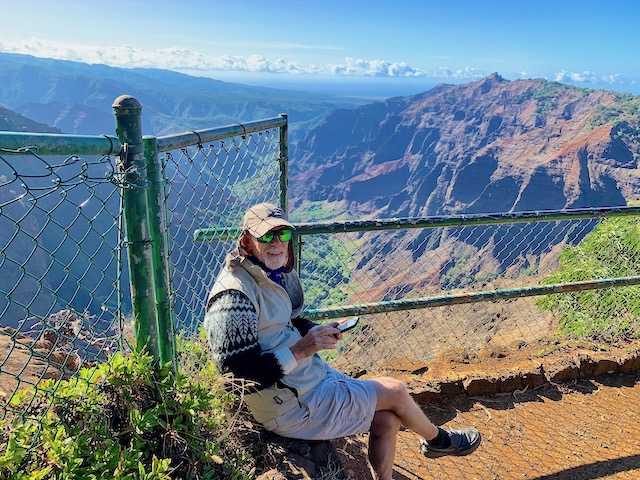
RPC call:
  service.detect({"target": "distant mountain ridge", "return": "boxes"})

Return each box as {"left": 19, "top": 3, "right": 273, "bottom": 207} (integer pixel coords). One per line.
{"left": 0, "top": 53, "right": 373, "bottom": 327}
{"left": 0, "top": 52, "right": 369, "bottom": 138}
{"left": 0, "top": 105, "right": 61, "bottom": 134}
{"left": 291, "top": 73, "right": 640, "bottom": 217}
{"left": 289, "top": 74, "right": 640, "bottom": 303}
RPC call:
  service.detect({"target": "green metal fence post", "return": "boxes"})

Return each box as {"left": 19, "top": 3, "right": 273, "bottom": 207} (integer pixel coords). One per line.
{"left": 144, "top": 135, "right": 176, "bottom": 369}
{"left": 113, "top": 95, "right": 160, "bottom": 360}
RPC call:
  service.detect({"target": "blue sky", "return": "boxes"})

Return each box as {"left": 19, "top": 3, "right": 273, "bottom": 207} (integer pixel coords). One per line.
{"left": 2, "top": 0, "right": 640, "bottom": 97}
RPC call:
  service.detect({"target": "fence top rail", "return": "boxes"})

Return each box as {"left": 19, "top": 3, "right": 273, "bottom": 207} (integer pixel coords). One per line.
{"left": 155, "top": 115, "right": 287, "bottom": 152}
{"left": 0, "top": 115, "right": 286, "bottom": 156}
{"left": 0, "top": 132, "right": 122, "bottom": 156}
{"left": 302, "top": 275, "right": 640, "bottom": 320}
{"left": 193, "top": 205, "right": 640, "bottom": 242}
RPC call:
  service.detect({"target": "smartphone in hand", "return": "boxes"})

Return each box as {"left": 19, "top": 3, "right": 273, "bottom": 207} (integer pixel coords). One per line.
{"left": 337, "top": 316, "right": 360, "bottom": 333}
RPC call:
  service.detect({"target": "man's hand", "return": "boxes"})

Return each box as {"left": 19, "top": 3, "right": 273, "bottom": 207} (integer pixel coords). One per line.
{"left": 290, "top": 324, "right": 342, "bottom": 361}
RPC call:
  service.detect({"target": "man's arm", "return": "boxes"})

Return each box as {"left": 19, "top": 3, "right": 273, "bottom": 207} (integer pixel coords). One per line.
{"left": 291, "top": 317, "right": 318, "bottom": 336}
{"left": 204, "top": 289, "right": 285, "bottom": 388}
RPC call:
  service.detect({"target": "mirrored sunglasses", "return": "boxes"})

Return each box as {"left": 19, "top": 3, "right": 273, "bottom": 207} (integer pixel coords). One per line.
{"left": 257, "top": 228, "right": 293, "bottom": 243}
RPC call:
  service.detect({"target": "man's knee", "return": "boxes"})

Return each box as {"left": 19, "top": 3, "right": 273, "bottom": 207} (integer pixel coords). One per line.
{"left": 370, "top": 410, "right": 401, "bottom": 437}
{"left": 373, "top": 377, "right": 409, "bottom": 401}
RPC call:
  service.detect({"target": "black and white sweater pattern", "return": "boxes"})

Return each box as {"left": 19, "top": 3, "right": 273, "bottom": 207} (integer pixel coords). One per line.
{"left": 206, "top": 289, "right": 316, "bottom": 390}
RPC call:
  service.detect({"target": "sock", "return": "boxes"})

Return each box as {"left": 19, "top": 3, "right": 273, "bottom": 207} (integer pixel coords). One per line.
{"left": 427, "top": 428, "right": 451, "bottom": 448}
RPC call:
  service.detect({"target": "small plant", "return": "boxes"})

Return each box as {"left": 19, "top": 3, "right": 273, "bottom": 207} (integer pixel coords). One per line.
{"left": 0, "top": 340, "right": 251, "bottom": 479}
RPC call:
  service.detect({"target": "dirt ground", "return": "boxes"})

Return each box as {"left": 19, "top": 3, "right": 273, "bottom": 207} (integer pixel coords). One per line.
{"left": 334, "top": 339, "right": 640, "bottom": 480}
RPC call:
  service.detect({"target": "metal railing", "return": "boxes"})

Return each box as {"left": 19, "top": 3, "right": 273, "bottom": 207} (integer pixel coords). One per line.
{"left": 0, "top": 97, "right": 288, "bottom": 420}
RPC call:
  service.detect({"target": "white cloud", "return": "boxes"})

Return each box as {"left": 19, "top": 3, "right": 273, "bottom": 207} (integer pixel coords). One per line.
{"left": 433, "top": 66, "right": 484, "bottom": 79}
{"left": 601, "top": 74, "right": 622, "bottom": 84}
{"left": 0, "top": 37, "right": 484, "bottom": 80}
{"left": 1, "top": 36, "right": 635, "bottom": 91}
{"left": 328, "top": 58, "right": 484, "bottom": 79}
{"left": 328, "top": 57, "right": 415, "bottom": 76}
{"left": 554, "top": 69, "right": 622, "bottom": 85}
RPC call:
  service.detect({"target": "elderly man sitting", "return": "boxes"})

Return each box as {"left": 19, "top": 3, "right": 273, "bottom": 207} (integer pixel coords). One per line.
{"left": 204, "top": 203, "right": 481, "bottom": 480}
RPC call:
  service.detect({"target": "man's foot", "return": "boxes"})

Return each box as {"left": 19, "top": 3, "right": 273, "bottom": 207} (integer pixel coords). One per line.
{"left": 420, "top": 428, "right": 481, "bottom": 458}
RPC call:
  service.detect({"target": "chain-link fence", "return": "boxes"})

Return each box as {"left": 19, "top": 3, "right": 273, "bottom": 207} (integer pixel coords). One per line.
{"left": 0, "top": 136, "right": 128, "bottom": 415}
{"left": 288, "top": 212, "right": 640, "bottom": 478}
{"left": 294, "top": 212, "right": 640, "bottom": 373}
{"left": 158, "top": 117, "right": 288, "bottom": 337}
{"left": 1, "top": 95, "right": 639, "bottom": 478}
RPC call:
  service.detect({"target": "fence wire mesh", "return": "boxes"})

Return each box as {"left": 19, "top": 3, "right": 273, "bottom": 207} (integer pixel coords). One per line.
{"left": 177, "top": 128, "right": 640, "bottom": 477}
{"left": 302, "top": 218, "right": 617, "bottom": 372}
{"left": 0, "top": 147, "right": 127, "bottom": 418}
{"left": 160, "top": 129, "right": 283, "bottom": 335}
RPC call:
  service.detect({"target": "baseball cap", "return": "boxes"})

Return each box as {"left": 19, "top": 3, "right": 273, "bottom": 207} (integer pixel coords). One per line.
{"left": 241, "top": 203, "right": 294, "bottom": 238}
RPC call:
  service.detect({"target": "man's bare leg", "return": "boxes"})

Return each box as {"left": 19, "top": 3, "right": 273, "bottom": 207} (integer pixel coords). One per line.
{"left": 371, "top": 377, "right": 439, "bottom": 440}
{"left": 368, "top": 410, "right": 401, "bottom": 480}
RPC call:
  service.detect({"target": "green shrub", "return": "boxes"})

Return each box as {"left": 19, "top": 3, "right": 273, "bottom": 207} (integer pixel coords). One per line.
{"left": 513, "top": 81, "right": 590, "bottom": 114}
{"left": 0, "top": 341, "right": 250, "bottom": 480}
{"left": 589, "top": 95, "right": 640, "bottom": 129}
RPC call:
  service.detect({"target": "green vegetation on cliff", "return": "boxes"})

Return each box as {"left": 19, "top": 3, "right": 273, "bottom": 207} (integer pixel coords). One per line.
{"left": 537, "top": 215, "right": 640, "bottom": 338}
{"left": 589, "top": 93, "right": 640, "bottom": 128}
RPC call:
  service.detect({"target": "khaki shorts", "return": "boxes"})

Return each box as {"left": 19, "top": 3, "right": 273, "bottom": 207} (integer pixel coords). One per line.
{"left": 263, "top": 364, "right": 377, "bottom": 440}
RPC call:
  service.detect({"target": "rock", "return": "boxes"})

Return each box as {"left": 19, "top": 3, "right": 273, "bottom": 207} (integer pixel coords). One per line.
{"left": 255, "top": 431, "right": 352, "bottom": 480}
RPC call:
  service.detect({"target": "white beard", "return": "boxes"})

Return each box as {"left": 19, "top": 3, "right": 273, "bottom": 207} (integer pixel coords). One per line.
{"left": 263, "top": 252, "right": 286, "bottom": 270}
